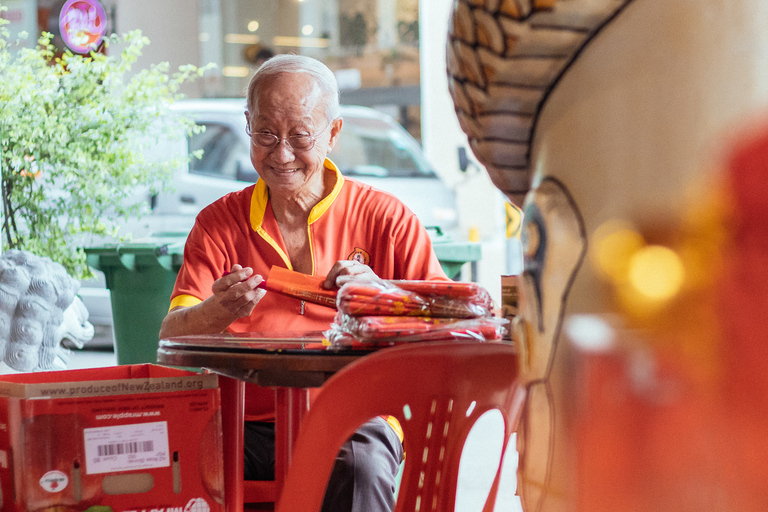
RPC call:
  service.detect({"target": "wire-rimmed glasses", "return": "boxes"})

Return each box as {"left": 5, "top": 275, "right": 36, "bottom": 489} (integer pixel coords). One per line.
{"left": 245, "top": 120, "right": 331, "bottom": 152}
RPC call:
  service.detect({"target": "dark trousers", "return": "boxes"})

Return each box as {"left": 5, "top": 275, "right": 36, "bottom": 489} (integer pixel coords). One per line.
{"left": 244, "top": 416, "right": 403, "bottom": 512}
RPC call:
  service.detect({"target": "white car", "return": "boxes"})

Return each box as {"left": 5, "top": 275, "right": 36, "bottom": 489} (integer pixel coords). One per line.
{"left": 81, "top": 99, "right": 459, "bottom": 332}
{"left": 127, "top": 98, "right": 458, "bottom": 236}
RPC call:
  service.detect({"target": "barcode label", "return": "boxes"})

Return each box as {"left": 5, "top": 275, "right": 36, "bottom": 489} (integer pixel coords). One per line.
{"left": 84, "top": 421, "right": 170, "bottom": 474}
{"left": 97, "top": 440, "right": 154, "bottom": 456}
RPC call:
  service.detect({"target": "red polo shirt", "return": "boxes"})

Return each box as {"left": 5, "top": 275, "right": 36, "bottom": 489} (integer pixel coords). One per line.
{"left": 170, "top": 159, "right": 449, "bottom": 419}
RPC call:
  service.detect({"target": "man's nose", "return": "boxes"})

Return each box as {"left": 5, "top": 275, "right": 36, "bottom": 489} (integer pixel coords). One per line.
{"left": 271, "top": 140, "right": 296, "bottom": 162}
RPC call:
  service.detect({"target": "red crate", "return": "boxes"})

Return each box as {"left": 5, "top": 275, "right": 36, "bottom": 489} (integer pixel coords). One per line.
{"left": 0, "top": 364, "right": 224, "bottom": 512}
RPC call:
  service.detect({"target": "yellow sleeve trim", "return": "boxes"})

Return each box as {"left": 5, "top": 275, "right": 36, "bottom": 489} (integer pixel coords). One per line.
{"left": 169, "top": 294, "right": 203, "bottom": 311}
{"left": 385, "top": 415, "right": 404, "bottom": 443}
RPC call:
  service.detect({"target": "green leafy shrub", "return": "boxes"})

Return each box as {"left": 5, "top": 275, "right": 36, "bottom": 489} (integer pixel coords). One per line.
{"left": 0, "top": 6, "right": 209, "bottom": 279}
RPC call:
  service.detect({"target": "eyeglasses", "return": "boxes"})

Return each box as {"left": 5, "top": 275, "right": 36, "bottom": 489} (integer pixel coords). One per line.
{"left": 245, "top": 120, "right": 331, "bottom": 152}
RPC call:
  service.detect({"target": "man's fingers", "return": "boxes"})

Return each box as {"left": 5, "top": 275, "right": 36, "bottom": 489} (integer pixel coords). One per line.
{"left": 213, "top": 267, "right": 254, "bottom": 292}
{"left": 212, "top": 268, "right": 266, "bottom": 320}
{"left": 324, "top": 260, "right": 377, "bottom": 289}
{"left": 219, "top": 287, "right": 265, "bottom": 320}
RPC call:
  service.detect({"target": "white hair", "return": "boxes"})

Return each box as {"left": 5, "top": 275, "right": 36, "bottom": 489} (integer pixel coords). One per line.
{"left": 246, "top": 54, "right": 340, "bottom": 123}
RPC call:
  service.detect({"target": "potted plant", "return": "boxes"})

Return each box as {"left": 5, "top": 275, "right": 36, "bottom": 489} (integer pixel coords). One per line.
{"left": 0, "top": 6, "right": 209, "bottom": 370}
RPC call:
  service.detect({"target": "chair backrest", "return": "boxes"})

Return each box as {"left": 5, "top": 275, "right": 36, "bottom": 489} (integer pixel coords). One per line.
{"left": 276, "top": 340, "right": 525, "bottom": 512}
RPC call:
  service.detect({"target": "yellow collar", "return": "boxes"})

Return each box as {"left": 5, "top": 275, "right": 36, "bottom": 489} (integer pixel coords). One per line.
{"left": 249, "top": 158, "right": 345, "bottom": 232}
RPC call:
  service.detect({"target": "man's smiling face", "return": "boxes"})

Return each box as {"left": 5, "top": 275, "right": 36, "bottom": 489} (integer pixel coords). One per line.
{"left": 248, "top": 72, "right": 342, "bottom": 199}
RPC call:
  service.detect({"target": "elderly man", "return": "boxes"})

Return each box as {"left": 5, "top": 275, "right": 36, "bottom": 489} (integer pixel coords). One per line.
{"left": 159, "top": 55, "right": 449, "bottom": 511}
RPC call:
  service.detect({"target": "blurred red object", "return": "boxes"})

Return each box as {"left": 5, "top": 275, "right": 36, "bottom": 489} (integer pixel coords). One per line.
{"left": 573, "top": 122, "right": 768, "bottom": 511}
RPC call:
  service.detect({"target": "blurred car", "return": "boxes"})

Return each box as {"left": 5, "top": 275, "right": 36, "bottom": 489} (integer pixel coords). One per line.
{"left": 139, "top": 99, "right": 458, "bottom": 232}
{"left": 80, "top": 99, "right": 459, "bottom": 332}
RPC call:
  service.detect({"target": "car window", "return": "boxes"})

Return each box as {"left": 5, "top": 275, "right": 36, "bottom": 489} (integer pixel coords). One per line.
{"left": 189, "top": 122, "right": 250, "bottom": 180}
{"left": 333, "top": 115, "right": 436, "bottom": 178}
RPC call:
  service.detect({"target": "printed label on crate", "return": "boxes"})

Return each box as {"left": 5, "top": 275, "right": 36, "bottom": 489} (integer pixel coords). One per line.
{"left": 39, "top": 470, "right": 68, "bottom": 492}
{"left": 0, "top": 375, "right": 218, "bottom": 399}
{"left": 122, "top": 497, "right": 211, "bottom": 512}
{"left": 84, "top": 421, "right": 170, "bottom": 474}
{"left": 183, "top": 498, "right": 212, "bottom": 512}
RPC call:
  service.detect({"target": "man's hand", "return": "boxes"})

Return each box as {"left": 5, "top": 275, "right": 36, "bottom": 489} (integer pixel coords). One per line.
{"left": 159, "top": 264, "right": 266, "bottom": 338}
{"left": 322, "top": 260, "right": 379, "bottom": 289}
{"left": 212, "top": 264, "right": 267, "bottom": 321}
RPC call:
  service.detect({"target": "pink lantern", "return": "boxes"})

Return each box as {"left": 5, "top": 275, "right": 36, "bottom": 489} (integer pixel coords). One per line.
{"left": 58, "top": 0, "right": 107, "bottom": 54}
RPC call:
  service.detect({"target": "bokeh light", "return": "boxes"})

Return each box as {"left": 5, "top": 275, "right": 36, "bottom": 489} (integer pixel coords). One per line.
{"left": 591, "top": 220, "right": 645, "bottom": 282}
{"left": 627, "top": 245, "right": 685, "bottom": 301}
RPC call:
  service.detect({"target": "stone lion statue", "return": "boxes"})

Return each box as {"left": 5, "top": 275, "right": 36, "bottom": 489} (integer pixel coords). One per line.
{"left": 0, "top": 250, "right": 94, "bottom": 372}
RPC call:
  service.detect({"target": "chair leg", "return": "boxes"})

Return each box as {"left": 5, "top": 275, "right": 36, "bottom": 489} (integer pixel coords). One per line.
{"left": 221, "top": 376, "right": 245, "bottom": 512}
{"left": 244, "top": 480, "right": 277, "bottom": 504}
{"left": 274, "top": 387, "right": 309, "bottom": 499}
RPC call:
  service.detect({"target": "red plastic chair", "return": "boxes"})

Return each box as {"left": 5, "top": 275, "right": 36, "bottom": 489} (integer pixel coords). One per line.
{"left": 275, "top": 340, "right": 525, "bottom": 512}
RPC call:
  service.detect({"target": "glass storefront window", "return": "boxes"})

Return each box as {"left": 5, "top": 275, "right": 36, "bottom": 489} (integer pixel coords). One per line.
{"left": 7, "top": 0, "right": 422, "bottom": 138}
{"left": 199, "top": 0, "right": 421, "bottom": 138}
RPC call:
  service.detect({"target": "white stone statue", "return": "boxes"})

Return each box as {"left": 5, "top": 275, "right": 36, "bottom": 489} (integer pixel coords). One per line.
{"left": 0, "top": 250, "right": 94, "bottom": 372}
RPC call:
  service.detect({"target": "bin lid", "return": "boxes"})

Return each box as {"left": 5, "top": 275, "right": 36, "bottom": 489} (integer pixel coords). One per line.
{"left": 84, "top": 233, "right": 188, "bottom": 271}
{"left": 426, "top": 226, "right": 482, "bottom": 263}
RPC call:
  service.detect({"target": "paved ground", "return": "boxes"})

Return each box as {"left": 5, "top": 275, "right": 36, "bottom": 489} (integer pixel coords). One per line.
{"left": 80, "top": 323, "right": 116, "bottom": 351}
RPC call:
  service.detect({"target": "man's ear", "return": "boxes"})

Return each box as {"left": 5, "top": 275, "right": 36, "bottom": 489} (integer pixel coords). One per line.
{"left": 327, "top": 117, "right": 343, "bottom": 153}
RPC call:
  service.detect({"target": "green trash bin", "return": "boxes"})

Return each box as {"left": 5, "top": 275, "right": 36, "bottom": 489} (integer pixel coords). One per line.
{"left": 85, "top": 234, "right": 187, "bottom": 365}
{"left": 428, "top": 227, "right": 482, "bottom": 280}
